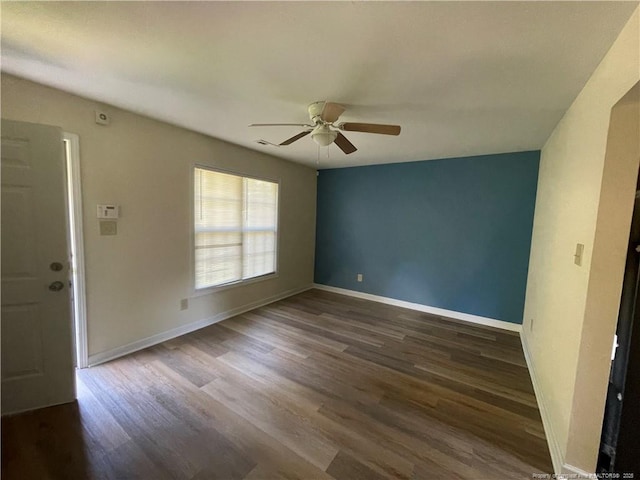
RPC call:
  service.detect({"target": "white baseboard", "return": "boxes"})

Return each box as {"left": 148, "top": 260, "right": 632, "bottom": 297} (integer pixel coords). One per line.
{"left": 313, "top": 283, "right": 522, "bottom": 333}
{"left": 521, "top": 331, "right": 565, "bottom": 475}
{"left": 561, "top": 464, "right": 596, "bottom": 478}
{"left": 87, "top": 284, "right": 313, "bottom": 366}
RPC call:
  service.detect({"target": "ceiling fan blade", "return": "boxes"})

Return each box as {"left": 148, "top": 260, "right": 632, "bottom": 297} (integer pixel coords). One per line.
{"left": 249, "top": 123, "right": 313, "bottom": 127}
{"left": 279, "top": 130, "right": 312, "bottom": 146}
{"left": 340, "top": 122, "right": 401, "bottom": 135}
{"left": 320, "top": 102, "right": 345, "bottom": 123}
{"left": 334, "top": 132, "right": 357, "bottom": 154}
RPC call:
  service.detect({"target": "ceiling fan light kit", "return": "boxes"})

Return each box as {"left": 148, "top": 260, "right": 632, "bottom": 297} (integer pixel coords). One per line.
{"left": 249, "top": 101, "right": 401, "bottom": 155}
{"left": 311, "top": 125, "right": 337, "bottom": 147}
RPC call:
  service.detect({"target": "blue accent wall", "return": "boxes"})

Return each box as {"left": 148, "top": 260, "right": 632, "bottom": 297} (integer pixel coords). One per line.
{"left": 314, "top": 151, "right": 540, "bottom": 324}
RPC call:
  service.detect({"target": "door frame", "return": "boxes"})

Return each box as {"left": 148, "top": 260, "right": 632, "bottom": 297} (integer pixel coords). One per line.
{"left": 63, "top": 132, "right": 88, "bottom": 369}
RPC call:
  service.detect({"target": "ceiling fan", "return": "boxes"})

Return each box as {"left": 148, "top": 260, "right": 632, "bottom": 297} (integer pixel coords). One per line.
{"left": 250, "top": 101, "right": 401, "bottom": 155}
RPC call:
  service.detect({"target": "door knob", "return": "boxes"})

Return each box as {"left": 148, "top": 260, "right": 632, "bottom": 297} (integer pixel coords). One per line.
{"left": 50, "top": 262, "right": 64, "bottom": 271}
{"left": 48, "top": 281, "right": 65, "bottom": 292}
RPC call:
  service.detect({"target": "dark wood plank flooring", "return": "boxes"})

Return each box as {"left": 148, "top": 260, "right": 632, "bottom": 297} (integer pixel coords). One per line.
{"left": 2, "top": 289, "right": 553, "bottom": 479}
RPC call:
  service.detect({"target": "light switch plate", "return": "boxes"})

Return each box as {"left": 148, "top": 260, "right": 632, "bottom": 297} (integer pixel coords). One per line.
{"left": 100, "top": 220, "right": 117, "bottom": 236}
{"left": 574, "top": 243, "right": 584, "bottom": 266}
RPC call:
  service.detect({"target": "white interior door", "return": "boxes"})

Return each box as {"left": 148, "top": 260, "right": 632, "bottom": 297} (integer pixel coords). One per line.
{"left": 1, "top": 119, "right": 75, "bottom": 415}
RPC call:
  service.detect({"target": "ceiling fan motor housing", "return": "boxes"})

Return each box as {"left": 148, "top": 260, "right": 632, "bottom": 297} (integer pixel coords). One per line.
{"left": 308, "top": 101, "right": 326, "bottom": 122}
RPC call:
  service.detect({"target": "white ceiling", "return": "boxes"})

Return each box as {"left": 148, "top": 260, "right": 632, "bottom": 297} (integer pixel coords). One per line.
{"left": 1, "top": 1, "right": 637, "bottom": 169}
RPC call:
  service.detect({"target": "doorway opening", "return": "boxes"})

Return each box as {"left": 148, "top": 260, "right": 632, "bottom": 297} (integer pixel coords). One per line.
{"left": 63, "top": 132, "right": 88, "bottom": 369}
{"left": 596, "top": 82, "right": 640, "bottom": 475}
{"left": 598, "top": 172, "right": 640, "bottom": 474}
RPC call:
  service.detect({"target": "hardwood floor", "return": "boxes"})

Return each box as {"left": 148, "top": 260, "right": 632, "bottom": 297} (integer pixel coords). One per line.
{"left": 2, "top": 289, "right": 553, "bottom": 479}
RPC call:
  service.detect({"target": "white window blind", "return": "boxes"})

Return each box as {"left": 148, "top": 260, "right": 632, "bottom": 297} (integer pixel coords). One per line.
{"left": 194, "top": 167, "right": 278, "bottom": 289}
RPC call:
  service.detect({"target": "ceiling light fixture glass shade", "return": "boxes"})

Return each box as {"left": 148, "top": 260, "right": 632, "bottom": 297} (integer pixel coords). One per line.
{"left": 311, "top": 125, "right": 337, "bottom": 147}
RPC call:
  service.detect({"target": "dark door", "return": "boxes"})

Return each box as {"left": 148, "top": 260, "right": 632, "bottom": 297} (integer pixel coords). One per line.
{"left": 598, "top": 190, "right": 640, "bottom": 475}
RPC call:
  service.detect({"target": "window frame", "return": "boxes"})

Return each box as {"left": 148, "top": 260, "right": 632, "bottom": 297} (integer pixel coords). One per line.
{"left": 190, "top": 164, "right": 280, "bottom": 296}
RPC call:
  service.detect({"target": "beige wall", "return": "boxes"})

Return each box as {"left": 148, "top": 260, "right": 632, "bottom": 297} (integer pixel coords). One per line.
{"left": 1, "top": 74, "right": 317, "bottom": 360}
{"left": 523, "top": 7, "right": 639, "bottom": 474}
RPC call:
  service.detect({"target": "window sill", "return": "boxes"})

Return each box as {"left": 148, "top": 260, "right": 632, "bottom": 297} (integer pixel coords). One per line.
{"left": 191, "top": 272, "right": 279, "bottom": 298}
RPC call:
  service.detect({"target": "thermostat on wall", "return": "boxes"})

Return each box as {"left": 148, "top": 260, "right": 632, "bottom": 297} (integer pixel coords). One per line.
{"left": 97, "top": 205, "right": 119, "bottom": 219}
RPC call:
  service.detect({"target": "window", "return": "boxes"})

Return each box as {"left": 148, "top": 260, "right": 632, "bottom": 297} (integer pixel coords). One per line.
{"left": 194, "top": 167, "right": 278, "bottom": 290}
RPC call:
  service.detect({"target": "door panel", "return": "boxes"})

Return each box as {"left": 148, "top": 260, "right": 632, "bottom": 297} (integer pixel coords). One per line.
{"left": 1, "top": 119, "right": 75, "bottom": 415}
{"left": 1, "top": 304, "right": 44, "bottom": 379}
